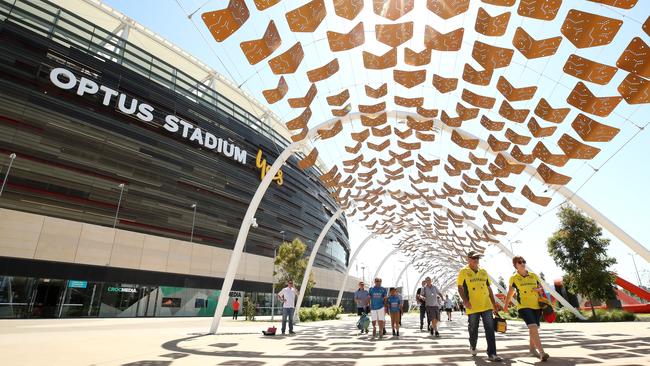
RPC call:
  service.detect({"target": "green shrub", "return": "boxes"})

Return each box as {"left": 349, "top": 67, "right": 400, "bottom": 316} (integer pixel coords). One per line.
{"left": 298, "top": 305, "right": 343, "bottom": 322}
{"left": 554, "top": 308, "right": 636, "bottom": 323}
{"left": 555, "top": 308, "right": 579, "bottom": 323}
{"left": 242, "top": 297, "right": 256, "bottom": 321}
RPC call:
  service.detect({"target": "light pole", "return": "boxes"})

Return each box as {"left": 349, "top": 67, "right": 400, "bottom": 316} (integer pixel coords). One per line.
{"left": 508, "top": 239, "right": 522, "bottom": 254}
{"left": 629, "top": 253, "right": 642, "bottom": 287}
{"left": 190, "top": 203, "right": 197, "bottom": 242}
{"left": 0, "top": 153, "right": 17, "bottom": 197}
{"left": 280, "top": 230, "right": 285, "bottom": 244}
{"left": 361, "top": 265, "right": 366, "bottom": 285}
{"left": 271, "top": 245, "right": 277, "bottom": 321}
{"left": 113, "top": 183, "right": 125, "bottom": 229}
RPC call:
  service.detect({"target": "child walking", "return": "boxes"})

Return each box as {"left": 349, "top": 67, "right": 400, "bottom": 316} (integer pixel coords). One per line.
{"left": 387, "top": 288, "right": 401, "bottom": 337}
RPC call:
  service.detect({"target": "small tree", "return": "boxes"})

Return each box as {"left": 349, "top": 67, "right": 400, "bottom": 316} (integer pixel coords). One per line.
{"left": 497, "top": 276, "right": 507, "bottom": 293}
{"left": 243, "top": 296, "right": 256, "bottom": 321}
{"left": 547, "top": 205, "right": 617, "bottom": 317}
{"left": 274, "top": 238, "right": 315, "bottom": 297}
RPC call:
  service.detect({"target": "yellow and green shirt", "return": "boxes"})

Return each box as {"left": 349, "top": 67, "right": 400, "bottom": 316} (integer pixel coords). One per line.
{"left": 457, "top": 266, "right": 493, "bottom": 315}
{"left": 509, "top": 271, "right": 542, "bottom": 310}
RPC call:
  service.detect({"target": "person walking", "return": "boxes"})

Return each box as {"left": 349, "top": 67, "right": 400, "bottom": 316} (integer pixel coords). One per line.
{"left": 368, "top": 277, "right": 387, "bottom": 339}
{"left": 457, "top": 251, "right": 503, "bottom": 362}
{"left": 419, "top": 276, "right": 444, "bottom": 337}
{"left": 354, "top": 281, "right": 370, "bottom": 315}
{"left": 387, "top": 287, "right": 401, "bottom": 337}
{"left": 232, "top": 298, "right": 240, "bottom": 320}
{"left": 504, "top": 256, "right": 550, "bottom": 362}
{"left": 277, "top": 279, "right": 297, "bottom": 335}
{"left": 354, "top": 281, "right": 370, "bottom": 334}
{"left": 416, "top": 280, "right": 428, "bottom": 331}
{"left": 444, "top": 295, "right": 453, "bottom": 321}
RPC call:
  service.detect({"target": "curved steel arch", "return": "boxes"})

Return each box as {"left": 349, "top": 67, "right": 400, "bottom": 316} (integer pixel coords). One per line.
{"left": 294, "top": 208, "right": 344, "bottom": 321}
{"left": 372, "top": 248, "right": 402, "bottom": 281}
{"left": 335, "top": 232, "right": 378, "bottom": 307}
{"left": 210, "top": 107, "right": 626, "bottom": 332}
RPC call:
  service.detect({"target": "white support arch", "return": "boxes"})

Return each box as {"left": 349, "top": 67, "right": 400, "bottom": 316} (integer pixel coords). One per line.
{"left": 210, "top": 107, "right": 625, "bottom": 332}
{"left": 394, "top": 262, "right": 411, "bottom": 288}
{"left": 372, "top": 248, "right": 401, "bottom": 281}
{"left": 335, "top": 232, "right": 378, "bottom": 307}
{"left": 294, "top": 208, "right": 345, "bottom": 321}
{"left": 209, "top": 141, "right": 304, "bottom": 333}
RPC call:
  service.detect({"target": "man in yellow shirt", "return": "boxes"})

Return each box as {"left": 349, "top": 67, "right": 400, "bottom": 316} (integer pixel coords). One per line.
{"left": 457, "top": 251, "right": 502, "bottom": 362}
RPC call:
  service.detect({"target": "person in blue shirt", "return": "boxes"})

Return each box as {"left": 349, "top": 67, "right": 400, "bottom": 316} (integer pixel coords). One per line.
{"left": 368, "top": 277, "right": 388, "bottom": 339}
{"left": 387, "top": 288, "right": 402, "bottom": 337}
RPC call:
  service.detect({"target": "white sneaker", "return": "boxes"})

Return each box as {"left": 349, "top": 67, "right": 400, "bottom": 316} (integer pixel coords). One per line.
{"left": 470, "top": 347, "right": 477, "bottom": 356}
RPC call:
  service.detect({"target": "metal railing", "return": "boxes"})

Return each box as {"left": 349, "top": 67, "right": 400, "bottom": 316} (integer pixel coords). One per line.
{"left": 0, "top": 0, "right": 290, "bottom": 149}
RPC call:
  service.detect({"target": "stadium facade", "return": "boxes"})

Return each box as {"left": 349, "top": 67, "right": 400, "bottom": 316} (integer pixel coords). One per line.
{"left": 0, "top": 0, "right": 357, "bottom": 318}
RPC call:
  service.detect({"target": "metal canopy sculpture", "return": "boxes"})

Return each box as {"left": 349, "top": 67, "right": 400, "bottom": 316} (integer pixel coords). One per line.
{"left": 202, "top": 1, "right": 650, "bottom": 331}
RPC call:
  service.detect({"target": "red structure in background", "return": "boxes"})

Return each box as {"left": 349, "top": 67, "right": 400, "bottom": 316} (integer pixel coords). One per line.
{"left": 554, "top": 276, "right": 650, "bottom": 313}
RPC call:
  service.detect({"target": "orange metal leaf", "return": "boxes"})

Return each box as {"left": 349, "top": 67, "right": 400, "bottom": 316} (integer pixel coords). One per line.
{"left": 561, "top": 9, "right": 623, "bottom": 48}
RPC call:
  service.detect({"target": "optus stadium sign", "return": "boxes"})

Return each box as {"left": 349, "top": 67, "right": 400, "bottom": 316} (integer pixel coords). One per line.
{"left": 48, "top": 67, "right": 248, "bottom": 165}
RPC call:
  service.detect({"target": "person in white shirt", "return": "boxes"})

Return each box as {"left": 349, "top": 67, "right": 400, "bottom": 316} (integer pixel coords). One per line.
{"left": 418, "top": 276, "right": 444, "bottom": 337}
{"left": 277, "top": 279, "right": 298, "bottom": 335}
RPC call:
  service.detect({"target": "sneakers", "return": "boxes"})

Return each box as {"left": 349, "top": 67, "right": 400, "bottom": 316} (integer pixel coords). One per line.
{"left": 488, "top": 355, "right": 503, "bottom": 362}
{"left": 469, "top": 347, "right": 477, "bottom": 356}
{"left": 530, "top": 348, "right": 540, "bottom": 358}
{"left": 540, "top": 352, "right": 550, "bottom": 362}
{"left": 289, "top": 331, "right": 295, "bottom": 334}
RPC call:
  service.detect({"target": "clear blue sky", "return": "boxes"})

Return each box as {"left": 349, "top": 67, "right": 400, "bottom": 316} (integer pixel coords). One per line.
{"left": 102, "top": 0, "right": 650, "bottom": 292}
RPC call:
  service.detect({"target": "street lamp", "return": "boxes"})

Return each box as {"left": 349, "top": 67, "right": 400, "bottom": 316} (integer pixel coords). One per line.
{"left": 113, "top": 183, "right": 125, "bottom": 229}
{"left": 628, "top": 253, "right": 642, "bottom": 287}
{"left": 190, "top": 203, "right": 197, "bottom": 243}
{"left": 0, "top": 153, "right": 17, "bottom": 197}
{"left": 280, "top": 230, "right": 285, "bottom": 243}
{"left": 508, "top": 239, "right": 522, "bottom": 254}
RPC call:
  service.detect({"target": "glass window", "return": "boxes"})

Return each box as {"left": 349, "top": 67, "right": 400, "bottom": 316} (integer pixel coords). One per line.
{"left": 0, "top": 276, "right": 37, "bottom": 318}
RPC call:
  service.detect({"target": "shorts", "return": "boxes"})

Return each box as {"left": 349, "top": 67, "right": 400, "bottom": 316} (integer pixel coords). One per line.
{"left": 518, "top": 308, "right": 541, "bottom": 326}
{"left": 445, "top": 307, "right": 452, "bottom": 312}
{"left": 426, "top": 306, "right": 440, "bottom": 321}
{"left": 370, "top": 308, "right": 386, "bottom": 321}
{"left": 357, "top": 306, "right": 370, "bottom": 316}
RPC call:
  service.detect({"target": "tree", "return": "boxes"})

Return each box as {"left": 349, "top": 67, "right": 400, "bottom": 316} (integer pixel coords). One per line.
{"left": 497, "top": 276, "right": 507, "bottom": 293}
{"left": 274, "top": 238, "right": 315, "bottom": 297}
{"left": 547, "top": 205, "right": 617, "bottom": 317}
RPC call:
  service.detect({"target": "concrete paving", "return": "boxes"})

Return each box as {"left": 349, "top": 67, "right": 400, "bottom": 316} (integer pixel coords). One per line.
{"left": 1, "top": 313, "right": 649, "bottom": 365}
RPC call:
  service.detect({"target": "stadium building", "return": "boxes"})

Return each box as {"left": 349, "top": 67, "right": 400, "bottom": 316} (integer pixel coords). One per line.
{"left": 0, "top": 0, "right": 357, "bottom": 318}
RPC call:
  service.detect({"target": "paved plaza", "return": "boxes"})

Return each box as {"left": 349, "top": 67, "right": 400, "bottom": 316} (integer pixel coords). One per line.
{"left": 2, "top": 313, "right": 649, "bottom": 366}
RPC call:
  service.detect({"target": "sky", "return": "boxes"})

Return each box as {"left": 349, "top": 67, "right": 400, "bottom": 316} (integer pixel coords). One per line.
{"left": 100, "top": 0, "right": 650, "bottom": 299}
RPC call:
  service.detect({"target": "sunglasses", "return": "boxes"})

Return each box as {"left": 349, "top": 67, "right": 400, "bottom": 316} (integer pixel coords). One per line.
{"left": 517, "top": 260, "right": 526, "bottom": 264}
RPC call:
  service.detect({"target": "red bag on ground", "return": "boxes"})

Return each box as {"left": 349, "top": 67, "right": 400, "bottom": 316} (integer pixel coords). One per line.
{"left": 262, "top": 326, "right": 277, "bottom": 336}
